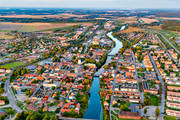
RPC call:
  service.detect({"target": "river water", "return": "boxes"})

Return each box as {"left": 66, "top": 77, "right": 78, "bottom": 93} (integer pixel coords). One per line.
{"left": 83, "top": 26, "right": 125, "bottom": 120}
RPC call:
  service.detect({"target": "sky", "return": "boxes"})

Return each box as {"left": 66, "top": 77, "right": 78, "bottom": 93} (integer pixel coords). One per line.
{"left": 0, "top": 0, "right": 180, "bottom": 9}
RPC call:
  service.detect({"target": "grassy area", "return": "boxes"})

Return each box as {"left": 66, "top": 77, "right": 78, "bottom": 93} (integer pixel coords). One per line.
{"left": 160, "top": 31, "right": 180, "bottom": 51}
{"left": 168, "top": 84, "right": 180, "bottom": 87}
{"left": 111, "top": 111, "right": 118, "bottom": 119}
{"left": 161, "top": 20, "right": 180, "bottom": 32}
{"left": 16, "top": 100, "right": 24, "bottom": 110}
{"left": 2, "top": 107, "right": 17, "bottom": 117}
{"left": 114, "top": 109, "right": 119, "bottom": 114}
{"left": 0, "top": 62, "right": 25, "bottom": 69}
{"left": 144, "top": 92, "right": 160, "bottom": 106}
{"left": 11, "top": 86, "right": 16, "bottom": 97}
{"left": 166, "top": 107, "right": 180, "bottom": 111}
{"left": 111, "top": 115, "right": 116, "bottom": 120}
{"left": 18, "top": 25, "right": 37, "bottom": 32}
{"left": 150, "top": 95, "right": 160, "bottom": 106}
{"left": 147, "top": 80, "right": 156, "bottom": 88}
{"left": 157, "top": 33, "right": 172, "bottom": 49}
{"left": 164, "top": 115, "right": 176, "bottom": 120}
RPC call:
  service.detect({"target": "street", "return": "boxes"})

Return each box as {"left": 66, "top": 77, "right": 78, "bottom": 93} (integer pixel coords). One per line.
{"left": 148, "top": 52, "right": 165, "bottom": 116}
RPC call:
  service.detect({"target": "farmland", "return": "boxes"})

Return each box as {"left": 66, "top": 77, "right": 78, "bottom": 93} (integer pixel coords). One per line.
{"left": 161, "top": 20, "right": 180, "bottom": 32}
{"left": 0, "top": 32, "right": 15, "bottom": 39}
{"left": 117, "top": 17, "right": 138, "bottom": 24}
{"left": 119, "top": 26, "right": 144, "bottom": 33}
{"left": 141, "top": 18, "right": 158, "bottom": 24}
{"left": 0, "top": 22, "right": 93, "bottom": 32}
{"left": 0, "top": 13, "right": 88, "bottom": 19}
{"left": 0, "top": 23, "right": 22, "bottom": 31}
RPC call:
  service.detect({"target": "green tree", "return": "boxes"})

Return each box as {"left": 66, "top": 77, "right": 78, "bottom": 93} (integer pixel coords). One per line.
{"left": 155, "top": 107, "right": 160, "bottom": 119}
{"left": 144, "top": 108, "right": 147, "bottom": 114}
{"left": 42, "top": 114, "right": 49, "bottom": 120}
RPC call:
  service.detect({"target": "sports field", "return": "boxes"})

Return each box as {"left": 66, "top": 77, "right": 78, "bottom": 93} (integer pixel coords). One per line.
{"left": 0, "top": 62, "right": 25, "bottom": 69}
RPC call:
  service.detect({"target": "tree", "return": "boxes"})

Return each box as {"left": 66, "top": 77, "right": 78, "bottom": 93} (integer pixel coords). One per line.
{"left": 109, "top": 90, "right": 113, "bottom": 94}
{"left": 42, "top": 114, "right": 49, "bottom": 120}
{"left": 51, "top": 86, "right": 56, "bottom": 90}
{"left": 104, "top": 65, "right": 109, "bottom": 69}
{"left": 50, "top": 115, "right": 57, "bottom": 120}
{"left": 84, "top": 79, "right": 89, "bottom": 85}
{"left": 82, "top": 96, "right": 87, "bottom": 104}
{"left": 144, "top": 108, "right": 147, "bottom": 114}
{"left": 26, "top": 99, "right": 30, "bottom": 104}
{"left": 120, "top": 105, "right": 124, "bottom": 111}
{"left": 34, "top": 63, "right": 39, "bottom": 67}
{"left": 0, "top": 88, "right": 4, "bottom": 95}
{"left": 155, "top": 107, "right": 160, "bottom": 119}
{"left": 7, "top": 108, "right": 15, "bottom": 115}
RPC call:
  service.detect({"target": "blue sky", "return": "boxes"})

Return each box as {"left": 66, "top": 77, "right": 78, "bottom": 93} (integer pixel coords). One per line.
{"left": 0, "top": 0, "right": 180, "bottom": 9}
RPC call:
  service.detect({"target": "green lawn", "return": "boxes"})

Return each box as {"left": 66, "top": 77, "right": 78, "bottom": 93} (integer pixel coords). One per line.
{"left": 164, "top": 115, "right": 176, "bottom": 120}
{"left": 144, "top": 93, "right": 160, "bottom": 106}
{"left": 150, "top": 95, "right": 160, "bottom": 106}
{"left": 0, "top": 62, "right": 25, "bottom": 69}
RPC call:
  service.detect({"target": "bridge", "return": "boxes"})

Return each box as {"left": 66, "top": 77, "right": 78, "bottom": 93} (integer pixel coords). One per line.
{"left": 107, "top": 54, "right": 115, "bottom": 56}
{"left": 94, "top": 72, "right": 101, "bottom": 77}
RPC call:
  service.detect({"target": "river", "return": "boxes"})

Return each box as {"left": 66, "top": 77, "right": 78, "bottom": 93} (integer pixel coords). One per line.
{"left": 83, "top": 26, "right": 125, "bottom": 120}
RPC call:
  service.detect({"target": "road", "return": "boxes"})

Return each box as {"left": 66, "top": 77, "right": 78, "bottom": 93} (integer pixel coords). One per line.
{"left": 158, "top": 32, "right": 180, "bottom": 54}
{"left": 109, "top": 54, "right": 120, "bottom": 120}
{"left": 147, "top": 29, "right": 180, "bottom": 54}
{"left": 148, "top": 52, "right": 165, "bottom": 117}
{"left": 141, "top": 106, "right": 163, "bottom": 120}
{"left": 4, "top": 70, "right": 22, "bottom": 120}
{"left": 31, "top": 82, "right": 43, "bottom": 98}
{"left": 84, "top": 22, "right": 105, "bottom": 53}
{"left": 132, "top": 52, "right": 144, "bottom": 103}
{"left": 155, "top": 33, "right": 179, "bottom": 66}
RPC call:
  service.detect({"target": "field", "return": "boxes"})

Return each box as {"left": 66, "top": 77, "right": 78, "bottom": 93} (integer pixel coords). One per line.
{"left": 159, "top": 17, "right": 180, "bottom": 21}
{"left": 0, "top": 62, "right": 25, "bottom": 69}
{"left": 161, "top": 20, "right": 180, "bottom": 32}
{"left": 18, "top": 25, "right": 37, "bottom": 32}
{"left": 119, "top": 26, "right": 144, "bottom": 33}
{"left": 0, "top": 23, "right": 22, "bottom": 31}
{"left": 0, "top": 13, "right": 88, "bottom": 19}
{"left": 117, "top": 17, "right": 138, "bottom": 24}
{"left": 0, "top": 22, "right": 93, "bottom": 32}
{"left": 0, "top": 32, "right": 15, "bottom": 39}
{"left": 141, "top": 18, "right": 158, "bottom": 24}
{"left": 147, "top": 26, "right": 162, "bottom": 30}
